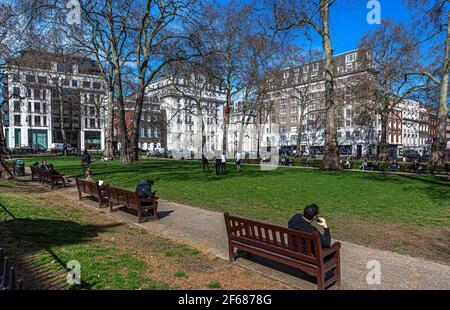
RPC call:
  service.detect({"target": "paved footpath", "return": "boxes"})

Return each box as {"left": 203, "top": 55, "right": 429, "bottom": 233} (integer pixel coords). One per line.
{"left": 57, "top": 184, "right": 450, "bottom": 290}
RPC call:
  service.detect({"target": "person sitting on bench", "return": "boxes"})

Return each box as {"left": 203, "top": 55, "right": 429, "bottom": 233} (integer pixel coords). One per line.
{"left": 84, "top": 168, "right": 95, "bottom": 182}
{"left": 48, "top": 164, "right": 72, "bottom": 184}
{"left": 288, "top": 204, "right": 331, "bottom": 250}
{"left": 343, "top": 159, "right": 351, "bottom": 169}
{"left": 136, "top": 179, "right": 156, "bottom": 214}
{"left": 40, "top": 160, "right": 49, "bottom": 173}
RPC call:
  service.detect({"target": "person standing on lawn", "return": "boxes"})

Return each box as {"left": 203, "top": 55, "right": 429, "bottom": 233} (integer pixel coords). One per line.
{"left": 235, "top": 152, "right": 241, "bottom": 171}
{"left": 81, "top": 150, "right": 91, "bottom": 170}
{"left": 202, "top": 154, "right": 209, "bottom": 172}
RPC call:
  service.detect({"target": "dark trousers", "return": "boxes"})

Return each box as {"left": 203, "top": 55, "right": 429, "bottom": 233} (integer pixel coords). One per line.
{"left": 203, "top": 161, "right": 209, "bottom": 171}
{"left": 221, "top": 162, "right": 227, "bottom": 174}
{"left": 215, "top": 160, "right": 222, "bottom": 175}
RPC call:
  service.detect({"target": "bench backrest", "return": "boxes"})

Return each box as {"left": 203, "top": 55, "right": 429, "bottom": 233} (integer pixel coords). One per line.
{"left": 75, "top": 178, "right": 99, "bottom": 196}
{"left": 106, "top": 187, "right": 140, "bottom": 208}
{"left": 224, "top": 212, "right": 321, "bottom": 265}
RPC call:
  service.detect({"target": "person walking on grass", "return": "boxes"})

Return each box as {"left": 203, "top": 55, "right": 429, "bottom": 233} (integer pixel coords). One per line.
{"left": 221, "top": 153, "right": 227, "bottom": 174}
{"left": 202, "top": 154, "right": 209, "bottom": 172}
{"left": 235, "top": 152, "right": 241, "bottom": 172}
{"left": 81, "top": 150, "right": 91, "bottom": 171}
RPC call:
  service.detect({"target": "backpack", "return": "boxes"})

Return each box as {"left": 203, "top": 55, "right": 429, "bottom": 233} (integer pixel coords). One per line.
{"left": 136, "top": 180, "right": 152, "bottom": 198}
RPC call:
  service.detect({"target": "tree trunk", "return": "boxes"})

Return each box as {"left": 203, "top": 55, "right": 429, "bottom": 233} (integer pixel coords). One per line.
{"left": 222, "top": 100, "right": 230, "bottom": 155}
{"left": 320, "top": 1, "right": 340, "bottom": 170}
{"left": 430, "top": 11, "right": 450, "bottom": 169}
{"left": 131, "top": 82, "right": 145, "bottom": 162}
{"left": 103, "top": 89, "right": 115, "bottom": 159}
{"left": 378, "top": 112, "right": 389, "bottom": 161}
{"left": 114, "top": 70, "right": 130, "bottom": 164}
{"left": 295, "top": 108, "right": 304, "bottom": 157}
{"left": 57, "top": 87, "right": 68, "bottom": 156}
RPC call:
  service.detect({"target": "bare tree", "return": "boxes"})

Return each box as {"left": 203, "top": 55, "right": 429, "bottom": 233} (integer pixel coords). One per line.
{"left": 272, "top": 0, "right": 340, "bottom": 170}
{"left": 406, "top": 0, "right": 450, "bottom": 168}
{"left": 354, "top": 22, "right": 428, "bottom": 160}
{"left": 126, "top": 0, "right": 197, "bottom": 162}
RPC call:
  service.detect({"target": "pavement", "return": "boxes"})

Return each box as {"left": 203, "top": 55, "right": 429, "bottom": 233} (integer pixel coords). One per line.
{"left": 13, "top": 171, "right": 450, "bottom": 290}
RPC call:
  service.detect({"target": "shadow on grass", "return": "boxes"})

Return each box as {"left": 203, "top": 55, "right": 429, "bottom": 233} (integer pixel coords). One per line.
{"left": 0, "top": 214, "right": 123, "bottom": 289}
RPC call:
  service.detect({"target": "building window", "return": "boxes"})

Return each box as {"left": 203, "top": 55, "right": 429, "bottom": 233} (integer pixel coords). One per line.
{"left": 34, "top": 102, "right": 40, "bottom": 113}
{"left": 43, "top": 116, "right": 47, "bottom": 126}
{"left": 72, "top": 80, "right": 78, "bottom": 87}
{"left": 27, "top": 88, "right": 32, "bottom": 98}
{"left": 14, "top": 115, "right": 21, "bottom": 125}
{"left": 89, "top": 119, "right": 96, "bottom": 128}
{"left": 82, "top": 81, "right": 91, "bottom": 88}
{"left": 34, "top": 116, "right": 41, "bottom": 126}
{"left": 303, "top": 66, "right": 309, "bottom": 73}
{"left": 26, "top": 75, "right": 36, "bottom": 83}
{"left": 38, "top": 76, "right": 48, "bottom": 84}
{"left": 280, "top": 117, "right": 286, "bottom": 123}
{"left": 13, "top": 101, "right": 20, "bottom": 112}
{"left": 346, "top": 53, "right": 356, "bottom": 63}
{"left": 346, "top": 63, "right": 354, "bottom": 72}
{"left": 13, "top": 87, "right": 20, "bottom": 96}
{"left": 312, "top": 63, "right": 319, "bottom": 71}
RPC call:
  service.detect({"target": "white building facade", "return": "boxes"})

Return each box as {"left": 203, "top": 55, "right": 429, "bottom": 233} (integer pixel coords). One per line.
{"left": 1, "top": 50, "right": 106, "bottom": 152}
{"left": 146, "top": 77, "right": 226, "bottom": 156}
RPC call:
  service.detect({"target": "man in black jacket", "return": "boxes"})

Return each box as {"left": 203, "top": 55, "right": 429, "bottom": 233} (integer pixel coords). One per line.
{"left": 288, "top": 204, "right": 331, "bottom": 250}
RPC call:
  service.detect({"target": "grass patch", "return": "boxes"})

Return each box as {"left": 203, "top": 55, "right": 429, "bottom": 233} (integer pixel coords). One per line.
{"left": 174, "top": 271, "right": 186, "bottom": 278}
{"left": 207, "top": 281, "right": 221, "bottom": 289}
{"left": 12, "top": 157, "right": 450, "bottom": 262}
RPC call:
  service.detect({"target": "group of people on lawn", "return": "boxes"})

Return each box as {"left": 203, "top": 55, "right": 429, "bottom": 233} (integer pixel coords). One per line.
{"left": 202, "top": 153, "right": 242, "bottom": 175}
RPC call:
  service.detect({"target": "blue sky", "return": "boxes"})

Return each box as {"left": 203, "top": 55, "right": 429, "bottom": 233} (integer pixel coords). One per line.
{"left": 328, "top": 0, "right": 412, "bottom": 54}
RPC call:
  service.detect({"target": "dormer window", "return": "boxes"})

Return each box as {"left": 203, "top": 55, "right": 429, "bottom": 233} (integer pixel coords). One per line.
{"left": 283, "top": 71, "right": 290, "bottom": 79}
{"left": 346, "top": 53, "right": 356, "bottom": 63}
{"left": 312, "top": 63, "right": 319, "bottom": 71}
{"left": 303, "top": 66, "right": 309, "bottom": 73}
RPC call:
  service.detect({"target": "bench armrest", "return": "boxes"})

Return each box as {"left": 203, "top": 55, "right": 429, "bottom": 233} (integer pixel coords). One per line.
{"left": 321, "top": 242, "right": 341, "bottom": 258}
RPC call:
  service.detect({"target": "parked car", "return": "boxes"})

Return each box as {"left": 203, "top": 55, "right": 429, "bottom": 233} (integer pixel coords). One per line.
{"left": 401, "top": 150, "right": 421, "bottom": 161}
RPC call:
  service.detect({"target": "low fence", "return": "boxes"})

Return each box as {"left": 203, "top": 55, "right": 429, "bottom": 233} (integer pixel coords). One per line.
{"left": 0, "top": 248, "right": 22, "bottom": 290}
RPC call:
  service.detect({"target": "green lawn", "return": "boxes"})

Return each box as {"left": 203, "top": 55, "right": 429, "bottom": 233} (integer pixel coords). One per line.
{"left": 15, "top": 156, "right": 450, "bottom": 262}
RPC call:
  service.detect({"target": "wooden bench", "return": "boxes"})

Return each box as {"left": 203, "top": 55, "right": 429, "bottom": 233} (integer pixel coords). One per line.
{"left": 30, "top": 165, "right": 41, "bottom": 182}
{"left": 75, "top": 178, "right": 107, "bottom": 208}
{"left": 224, "top": 212, "right": 341, "bottom": 290}
{"left": 40, "top": 170, "right": 65, "bottom": 189}
{"left": 106, "top": 187, "right": 158, "bottom": 223}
